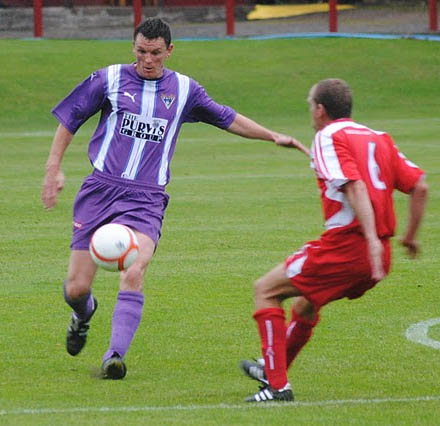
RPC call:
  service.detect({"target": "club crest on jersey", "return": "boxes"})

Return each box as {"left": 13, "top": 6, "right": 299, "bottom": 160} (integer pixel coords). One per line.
{"left": 161, "top": 94, "right": 175, "bottom": 110}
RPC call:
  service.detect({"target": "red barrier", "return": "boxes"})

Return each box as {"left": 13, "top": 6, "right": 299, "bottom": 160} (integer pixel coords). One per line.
{"left": 226, "top": 0, "right": 235, "bottom": 36}
{"left": 133, "top": 0, "right": 142, "bottom": 28}
{"left": 429, "top": 0, "right": 438, "bottom": 32}
{"left": 33, "top": 0, "right": 43, "bottom": 37}
{"left": 329, "top": 0, "right": 337, "bottom": 33}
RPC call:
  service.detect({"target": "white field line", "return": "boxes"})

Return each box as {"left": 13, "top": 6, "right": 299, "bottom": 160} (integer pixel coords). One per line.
{"left": 1, "top": 319, "right": 439, "bottom": 417}
{"left": 2, "top": 396, "right": 440, "bottom": 416}
{"left": 406, "top": 318, "right": 440, "bottom": 350}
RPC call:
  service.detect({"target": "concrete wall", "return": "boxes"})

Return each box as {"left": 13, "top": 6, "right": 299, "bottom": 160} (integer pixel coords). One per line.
{"left": 0, "top": 3, "right": 433, "bottom": 39}
{"left": 0, "top": 5, "right": 250, "bottom": 32}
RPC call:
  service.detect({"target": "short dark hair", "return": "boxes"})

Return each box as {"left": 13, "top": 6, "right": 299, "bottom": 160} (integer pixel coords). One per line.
{"left": 134, "top": 18, "right": 172, "bottom": 47}
{"left": 313, "top": 78, "right": 353, "bottom": 119}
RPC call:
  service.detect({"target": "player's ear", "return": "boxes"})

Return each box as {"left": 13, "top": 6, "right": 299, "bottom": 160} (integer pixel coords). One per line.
{"left": 166, "top": 43, "right": 174, "bottom": 58}
{"left": 317, "top": 103, "right": 326, "bottom": 118}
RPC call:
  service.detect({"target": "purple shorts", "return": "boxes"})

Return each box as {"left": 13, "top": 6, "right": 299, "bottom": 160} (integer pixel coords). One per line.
{"left": 71, "top": 170, "right": 169, "bottom": 250}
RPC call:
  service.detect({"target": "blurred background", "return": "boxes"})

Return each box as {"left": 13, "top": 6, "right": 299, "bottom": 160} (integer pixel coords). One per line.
{"left": 0, "top": 0, "right": 438, "bottom": 39}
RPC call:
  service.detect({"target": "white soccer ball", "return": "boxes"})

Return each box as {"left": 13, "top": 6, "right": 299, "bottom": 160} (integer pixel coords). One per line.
{"left": 89, "top": 224, "right": 139, "bottom": 272}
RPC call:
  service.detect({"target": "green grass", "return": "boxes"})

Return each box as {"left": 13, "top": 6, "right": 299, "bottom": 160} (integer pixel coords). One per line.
{"left": 0, "top": 37, "right": 439, "bottom": 424}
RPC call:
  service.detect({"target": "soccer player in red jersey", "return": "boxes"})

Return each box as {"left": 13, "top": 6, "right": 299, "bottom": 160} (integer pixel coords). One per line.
{"left": 241, "top": 78, "right": 428, "bottom": 402}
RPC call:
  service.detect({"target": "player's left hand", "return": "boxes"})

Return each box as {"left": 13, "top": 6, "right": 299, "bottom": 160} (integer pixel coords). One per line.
{"left": 273, "top": 134, "right": 311, "bottom": 157}
{"left": 399, "top": 236, "right": 420, "bottom": 258}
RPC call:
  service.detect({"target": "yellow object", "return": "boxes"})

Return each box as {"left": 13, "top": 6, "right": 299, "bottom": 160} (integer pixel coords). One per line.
{"left": 247, "top": 4, "right": 355, "bottom": 21}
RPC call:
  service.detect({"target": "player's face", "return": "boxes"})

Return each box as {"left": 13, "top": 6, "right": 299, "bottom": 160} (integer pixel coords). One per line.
{"left": 308, "top": 86, "right": 323, "bottom": 131}
{"left": 133, "top": 34, "right": 173, "bottom": 79}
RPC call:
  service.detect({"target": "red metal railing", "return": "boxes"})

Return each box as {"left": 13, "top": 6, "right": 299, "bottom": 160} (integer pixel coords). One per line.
{"left": 31, "top": 0, "right": 440, "bottom": 39}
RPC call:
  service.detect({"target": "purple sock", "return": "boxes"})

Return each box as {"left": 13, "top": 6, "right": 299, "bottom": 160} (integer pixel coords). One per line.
{"left": 103, "top": 291, "right": 144, "bottom": 361}
{"left": 63, "top": 280, "right": 95, "bottom": 320}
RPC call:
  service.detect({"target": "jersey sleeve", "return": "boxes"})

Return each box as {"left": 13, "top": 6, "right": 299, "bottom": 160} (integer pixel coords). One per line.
{"left": 183, "top": 79, "right": 236, "bottom": 129}
{"left": 389, "top": 136, "right": 425, "bottom": 193}
{"left": 51, "top": 69, "right": 107, "bottom": 134}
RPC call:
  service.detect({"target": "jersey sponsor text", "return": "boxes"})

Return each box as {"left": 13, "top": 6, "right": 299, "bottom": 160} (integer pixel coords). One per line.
{"left": 119, "top": 113, "right": 168, "bottom": 143}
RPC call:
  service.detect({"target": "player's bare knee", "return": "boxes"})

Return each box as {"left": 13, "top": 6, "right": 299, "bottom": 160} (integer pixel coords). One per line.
{"left": 65, "top": 278, "right": 91, "bottom": 299}
{"left": 121, "top": 264, "right": 144, "bottom": 292}
{"left": 254, "top": 277, "right": 270, "bottom": 303}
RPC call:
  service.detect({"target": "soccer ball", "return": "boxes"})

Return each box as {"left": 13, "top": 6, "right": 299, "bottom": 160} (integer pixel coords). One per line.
{"left": 89, "top": 224, "right": 139, "bottom": 272}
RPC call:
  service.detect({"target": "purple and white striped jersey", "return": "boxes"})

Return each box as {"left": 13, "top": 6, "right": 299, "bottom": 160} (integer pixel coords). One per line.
{"left": 52, "top": 64, "right": 236, "bottom": 186}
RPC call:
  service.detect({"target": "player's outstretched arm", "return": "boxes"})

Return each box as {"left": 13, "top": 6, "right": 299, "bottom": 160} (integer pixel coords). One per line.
{"left": 399, "top": 177, "right": 428, "bottom": 258}
{"left": 226, "top": 113, "right": 310, "bottom": 157}
{"left": 42, "top": 124, "right": 73, "bottom": 210}
{"left": 344, "top": 179, "right": 385, "bottom": 282}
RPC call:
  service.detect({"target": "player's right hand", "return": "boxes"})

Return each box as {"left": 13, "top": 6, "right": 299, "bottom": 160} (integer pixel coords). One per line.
{"left": 42, "top": 170, "right": 65, "bottom": 209}
{"left": 274, "top": 134, "right": 311, "bottom": 157}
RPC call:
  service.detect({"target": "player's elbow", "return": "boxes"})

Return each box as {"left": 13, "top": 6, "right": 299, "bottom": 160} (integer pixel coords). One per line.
{"left": 343, "top": 179, "right": 367, "bottom": 201}
{"left": 412, "top": 177, "right": 428, "bottom": 200}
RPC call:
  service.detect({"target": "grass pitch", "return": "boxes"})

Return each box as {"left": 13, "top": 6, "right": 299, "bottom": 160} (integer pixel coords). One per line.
{"left": 0, "top": 37, "right": 439, "bottom": 425}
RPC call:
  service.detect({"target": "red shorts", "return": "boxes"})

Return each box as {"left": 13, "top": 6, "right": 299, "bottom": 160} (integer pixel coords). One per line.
{"left": 285, "top": 231, "right": 391, "bottom": 309}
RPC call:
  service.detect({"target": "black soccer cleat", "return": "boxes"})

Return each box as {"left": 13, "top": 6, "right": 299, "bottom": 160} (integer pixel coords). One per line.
{"left": 66, "top": 298, "right": 98, "bottom": 356}
{"left": 245, "top": 383, "right": 294, "bottom": 403}
{"left": 101, "top": 352, "right": 127, "bottom": 380}
{"left": 240, "top": 358, "right": 268, "bottom": 386}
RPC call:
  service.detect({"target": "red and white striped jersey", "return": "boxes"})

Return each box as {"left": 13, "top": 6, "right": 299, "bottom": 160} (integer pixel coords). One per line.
{"left": 311, "top": 119, "right": 424, "bottom": 238}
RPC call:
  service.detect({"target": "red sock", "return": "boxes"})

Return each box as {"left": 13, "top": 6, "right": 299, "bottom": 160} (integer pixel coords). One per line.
{"left": 285, "top": 309, "right": 319, "bottom": 369}
{"left": 253, "top": 307, "right": 287, "bottom": 390}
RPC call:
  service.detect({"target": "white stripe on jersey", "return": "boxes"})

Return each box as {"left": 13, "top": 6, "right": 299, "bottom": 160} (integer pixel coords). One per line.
{"left": 398, "top": 151, "right": 419, "bottom": 168}
{"left": 324, "top": 180, "right": 355, "bottom": 229}
{"left": 313, "top": 132, "right": 332, "bottom": 180}
{"left": 122, "top": 139, "right": 146, "bottom": 180}
{"left": 122, "top": 80, "right": 157, "bottom": 180}
{"left": 141, "top": 79, "right": 157, "bottom": 118}
{"left": 285, "top": 250, "right": 308, "bottom": 279}
{"left": 158, "top": 73, "right": 190, "bottom": 186}
{"left": 313, "top": 130, "right": 346, "bottom": 182}
{"left": 93, "top": 64, "right": 121, "bottom": 172}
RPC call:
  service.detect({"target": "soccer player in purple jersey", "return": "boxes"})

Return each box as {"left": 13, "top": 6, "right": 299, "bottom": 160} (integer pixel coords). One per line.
{"left": 42, "top": 18, "right": 309, "bottom": 380}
